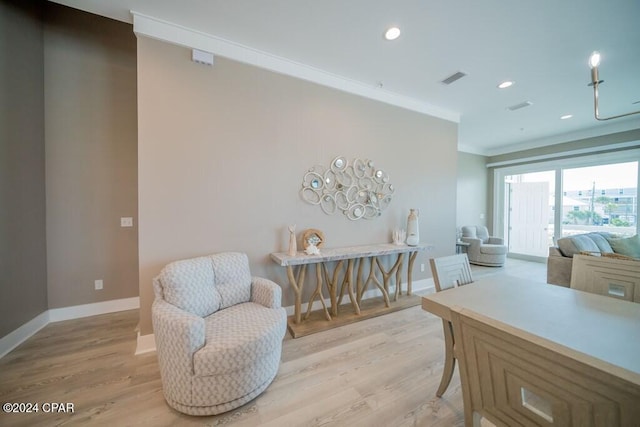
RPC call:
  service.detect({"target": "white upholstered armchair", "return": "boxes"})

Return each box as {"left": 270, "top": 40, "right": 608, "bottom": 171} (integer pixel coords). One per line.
{"left": 461, "top": 225, "right": 508, "bottom": 266}
{"left": 152, "top": 252, "right": 287, "bottom": 416}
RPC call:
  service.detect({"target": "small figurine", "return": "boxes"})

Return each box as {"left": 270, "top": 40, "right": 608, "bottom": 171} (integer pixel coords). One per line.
{"left": 305, "top": 244, "right": 320, "bottom": 255}
{"left": 288, "top": 224, "right": 297, "bottom": 256}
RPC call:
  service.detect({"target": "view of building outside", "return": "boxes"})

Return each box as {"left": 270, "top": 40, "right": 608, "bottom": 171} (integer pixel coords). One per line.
{"left": 561, "top": 162, "right": 637, "bottom": 238}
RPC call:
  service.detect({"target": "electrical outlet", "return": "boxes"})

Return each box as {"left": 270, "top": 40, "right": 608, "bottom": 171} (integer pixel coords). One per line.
{"left": 95, "top": 279, "right": 103, "bottom": 290}
{"left": 120, "top": 217, "right": 133, "bottom": 227}
{"left": 421, "top": 263, "right": 425, "bottom": 272}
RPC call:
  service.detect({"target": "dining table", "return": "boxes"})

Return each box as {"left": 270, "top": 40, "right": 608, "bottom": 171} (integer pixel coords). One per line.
{"left": 421, "top": 274, "right": 640, "bottom": 426}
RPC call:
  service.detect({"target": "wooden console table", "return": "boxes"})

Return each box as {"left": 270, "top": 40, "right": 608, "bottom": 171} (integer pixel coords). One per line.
{"left": 271, "top": 243, "right": 432, "bottom": 337}
{"left": 422, "top": 275, "right": 640, "bottom": 426}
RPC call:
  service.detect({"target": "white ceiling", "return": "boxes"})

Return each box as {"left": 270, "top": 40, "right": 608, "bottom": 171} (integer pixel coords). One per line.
{"left": 49, "top": 0, "right": 640, "bottom": 155}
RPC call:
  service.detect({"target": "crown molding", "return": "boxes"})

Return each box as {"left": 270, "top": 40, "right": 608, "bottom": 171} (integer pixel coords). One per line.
{"left": 131, "top": 12, "right": 459, "bottom": 124}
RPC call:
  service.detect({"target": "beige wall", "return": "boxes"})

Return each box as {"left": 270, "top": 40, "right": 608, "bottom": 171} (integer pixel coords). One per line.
{"left": 457, "top": 151, "right": 488, "bottom": 230}
{"left": 137, "top": 37, "right": 458, "bottom": 334}
{"left": 0, "top": 0, "right": 48, "bottom": 337}
{"left": 44, "top": 3, "right": 138, "bottom": 308}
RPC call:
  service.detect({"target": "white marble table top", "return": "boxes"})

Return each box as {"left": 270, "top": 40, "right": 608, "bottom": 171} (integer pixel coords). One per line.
{"left": 270, "top": 242, "right": 434, "bottom": 267}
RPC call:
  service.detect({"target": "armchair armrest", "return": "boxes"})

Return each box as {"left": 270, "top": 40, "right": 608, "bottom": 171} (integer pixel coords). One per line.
{"left": 152, "top": 298, "right": 205, "bottom": 374}
{"left": 251, "top": 276, "right": 282, "bottom": 309}
{"left": 488, "top": 237, "right": 504, "bottom": 245}
{"left": 461, "top": 236, "right": 482, "bottom": 257}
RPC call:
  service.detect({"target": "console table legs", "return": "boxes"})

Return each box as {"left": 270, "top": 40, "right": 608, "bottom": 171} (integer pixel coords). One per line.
{"left": 284, "top": 249, "right": 423, "bottom": 326}
{"left": 286, "top": 265, "right": 306, "bottom": 324}
{"left": 305, "top": 264, "right": 331, "bottom": 321}
{"left": 359, "top": 257, "right": 391, "bottom": 307}
{"left": 322, "top": 260, "right": 343, "bottom": 317}
{"left": 407, "top": 251, "right": 418, "bottom": 295}
{"left": 334, "top": 259, "right": 361, "bottom": 315}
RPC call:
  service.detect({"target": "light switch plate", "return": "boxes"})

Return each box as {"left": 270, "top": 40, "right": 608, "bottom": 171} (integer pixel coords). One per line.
{"left": 121, "top": 217, "right": 133, "bottom": 227}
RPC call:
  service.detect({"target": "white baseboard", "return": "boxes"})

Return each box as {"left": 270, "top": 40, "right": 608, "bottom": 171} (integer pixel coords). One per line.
{"left": 0, "top": 311, "right": 50, "bottom": 359}
{"left": 135, "top": 332, "right": 156, "bottom": 355}
{"left": 49, "top": 297, "right": 139, "bottom": 322}
{"left": 0, "top": 297, "right": 140, "bottom": 360}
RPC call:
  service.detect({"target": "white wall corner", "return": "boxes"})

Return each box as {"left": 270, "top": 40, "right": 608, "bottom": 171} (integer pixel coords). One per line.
{"left": 135, "top": 333, "right": 156, "bottom": 355}
{"left": 0, "top": 311, "right": 50, "bottom": 359}
{"left": 1, "top": 297, "right": 140, "bottom": 360}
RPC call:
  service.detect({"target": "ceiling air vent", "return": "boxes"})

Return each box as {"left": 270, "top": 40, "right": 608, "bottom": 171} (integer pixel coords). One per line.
{"left": 441, "top": 71, "right": 467, "bottom": 85}
{"left": 508, "top": 101, "right": 533, "bottom": 111}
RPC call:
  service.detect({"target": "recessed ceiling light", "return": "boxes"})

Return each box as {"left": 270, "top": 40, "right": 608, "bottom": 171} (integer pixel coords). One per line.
{"left": 560, "top": 114, "right": 573, "bottom": 120}
{"left": 384, "top": 27, "right": 401, "bottom": 41}
{"left": 497, "top": 81, "right": 514, "bottom": 89}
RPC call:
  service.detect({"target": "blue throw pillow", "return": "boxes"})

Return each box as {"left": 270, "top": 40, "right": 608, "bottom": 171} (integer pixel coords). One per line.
{"left": 608, "top": 235, "right": 640, "bottom": 259}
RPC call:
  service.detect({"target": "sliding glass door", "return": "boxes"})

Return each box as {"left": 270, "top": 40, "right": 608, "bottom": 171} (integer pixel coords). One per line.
{"left": 494, "top": 150, "right": 640, "bottom": 261}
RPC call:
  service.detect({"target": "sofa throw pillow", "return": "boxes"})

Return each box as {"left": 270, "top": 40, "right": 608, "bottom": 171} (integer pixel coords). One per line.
{"left": 608, "top": 235, "right": 640, "bottom": 259}
{"left": 159, "top": 256, "right": 221, "bottom": 317}
{"left": 557, "top": 234, "right": 600, "bottom": 257}
{"left": 587, "top": 233, "right": 614, "bottom": 253}
{"left": 211, "top": 252, "right": 252, "bottom": 309}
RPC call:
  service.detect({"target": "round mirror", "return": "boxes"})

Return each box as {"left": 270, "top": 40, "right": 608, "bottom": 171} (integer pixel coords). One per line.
{"left": 335, "top": 158, "right": 344, "bottom": 168}
{"left": 375, "top": 170, "right": 383, "bottom": 178}
{"left": 311, "top": 179, "right": 320, "bottom": 189}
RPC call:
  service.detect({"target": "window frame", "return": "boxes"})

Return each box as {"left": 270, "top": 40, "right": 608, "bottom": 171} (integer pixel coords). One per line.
{"left": 493, "top": 149, "right": 640, "bottom": 260}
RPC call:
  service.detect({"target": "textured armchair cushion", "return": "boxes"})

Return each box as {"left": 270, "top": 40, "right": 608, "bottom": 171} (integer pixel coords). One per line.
{"left": 211, "top": 252, "right": 252, "bottom": 309}
{"left": 194, "top": 302, "right": 287, "bottom": 377}
{"left": 479, "top": 244, "right": 508, "bottom": 255}
{"left": 159, "top": 256, "right": 221, "bottom": 317}
{"left": 462, "top": 225, "right": 493, "bottom": 244}
{"left": 475, "top": 226, "right": 490, "bottom": 243}
{"left": 607, "top": 234, "right": 640, "bottom": 258}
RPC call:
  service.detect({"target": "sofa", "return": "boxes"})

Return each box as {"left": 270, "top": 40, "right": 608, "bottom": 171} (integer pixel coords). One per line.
{"left": 547, "top": 232, "right": 640, "bottom": 286}
{"left": 152, "top": 252, "right": 287, "bottom": 415}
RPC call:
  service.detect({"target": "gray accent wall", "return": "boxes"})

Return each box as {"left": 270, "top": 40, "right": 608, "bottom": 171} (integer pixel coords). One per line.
{"left": 0, "top": 0, "right": 48, "bottom": 337}
{"left": 44, "top": 3, "right": 138, "bottom": 308}
{"left": 1, "top": 2, "right": 139, "bottom": 340}
{"left": 136, "top": 36, "right": 459, "bottom": 335}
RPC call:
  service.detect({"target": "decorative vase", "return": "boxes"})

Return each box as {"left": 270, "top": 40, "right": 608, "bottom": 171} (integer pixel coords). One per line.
{"left": 406, "top": 209, "right": 419, "bottom": 246}
{"left": 288, "top": 225, "right": 297, "bottom": 256}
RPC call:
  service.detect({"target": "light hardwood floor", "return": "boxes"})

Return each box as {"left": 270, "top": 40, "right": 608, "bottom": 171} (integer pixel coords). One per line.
{"left": 0, "top": 258, "right": 546, "bottom": 427}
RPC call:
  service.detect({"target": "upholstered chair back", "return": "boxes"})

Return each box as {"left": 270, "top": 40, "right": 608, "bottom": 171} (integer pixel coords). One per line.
{"left": 462, "top": 225, "right": 491, "bottom": 243}
{"left": 154, "top": 252, "right": 252, "bottom": 317}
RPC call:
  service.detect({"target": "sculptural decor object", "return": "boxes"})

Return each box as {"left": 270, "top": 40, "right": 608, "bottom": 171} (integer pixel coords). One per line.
{"left": 406, "top": 209, "right": 420, "bottom": 246}
{"left": 287, "top": 224, "right": 297, "bottom": 256}
{"left": 302, "top": 228, "right": 325, "bottom": 250}
{"left": 300, "top": 156, "right": 394, "bottom": 220}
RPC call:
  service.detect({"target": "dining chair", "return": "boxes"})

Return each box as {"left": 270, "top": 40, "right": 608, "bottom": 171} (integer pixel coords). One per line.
{"left": 429, "top": 253, "right": 474, "bottom": 397}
